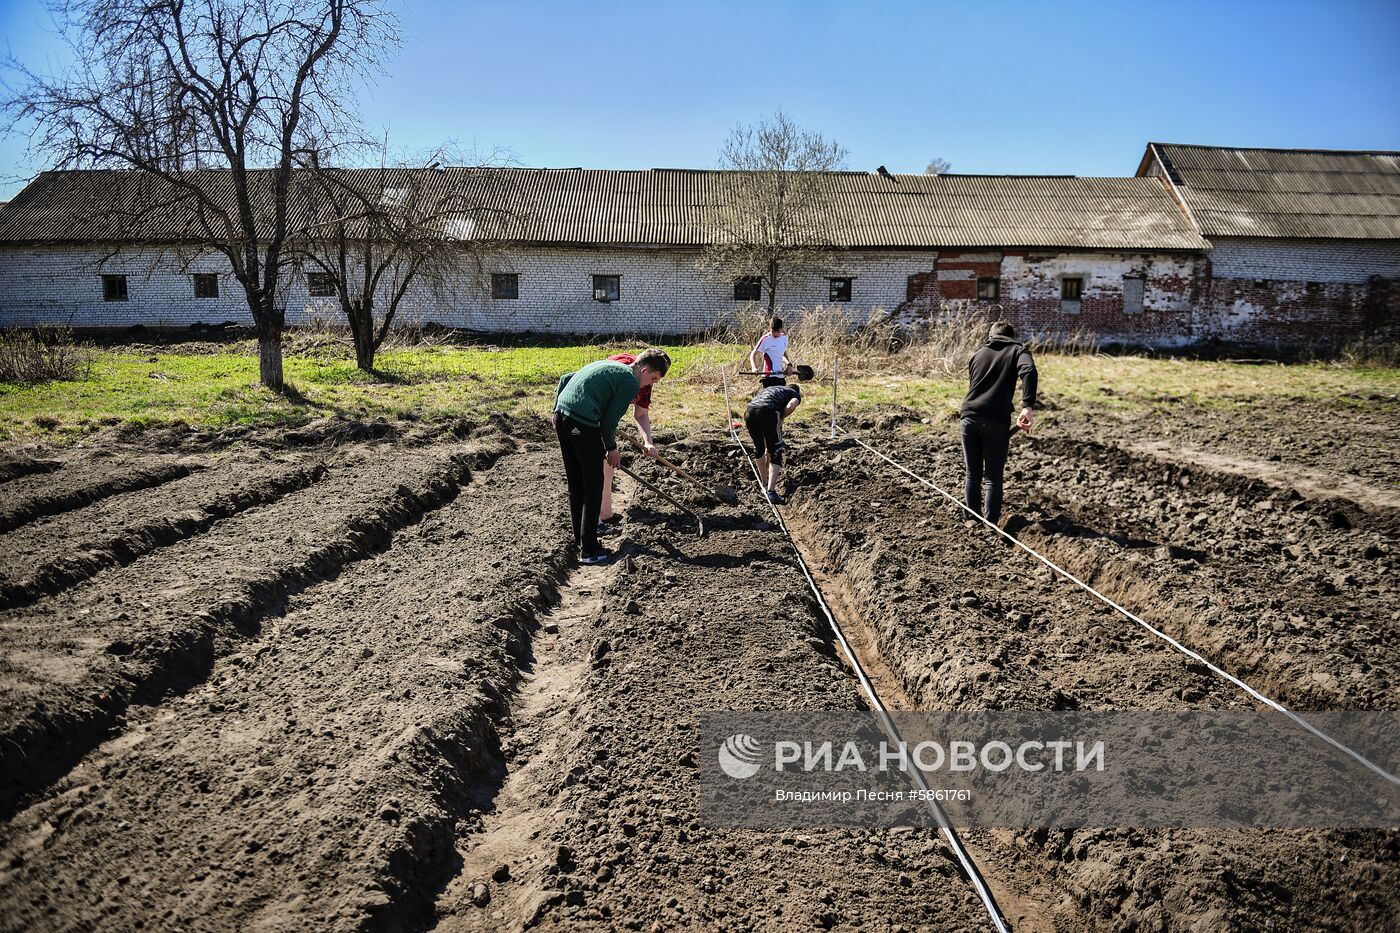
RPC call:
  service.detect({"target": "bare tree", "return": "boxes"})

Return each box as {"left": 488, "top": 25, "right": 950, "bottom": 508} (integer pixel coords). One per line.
{"left": 925, "top": 157, "right": 952, "bottom": 176}
{"left": 3, "top": 0, "right": 397, "bottom": 391}
{"left": 699, "top": 111, "right": 848, "bottom": 314}
{"left": 292, "top": 150, "right": 518, "bottom": 372}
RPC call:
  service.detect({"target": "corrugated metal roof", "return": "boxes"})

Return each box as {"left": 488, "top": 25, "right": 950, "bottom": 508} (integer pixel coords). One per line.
{"left": 1146, "top": 143, "right": 1400, "bottom": 239}
{"left": 0, "top": 166, "right": 1207, "bottom": 250}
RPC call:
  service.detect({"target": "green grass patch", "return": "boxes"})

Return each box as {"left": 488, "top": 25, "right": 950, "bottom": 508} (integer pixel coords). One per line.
{"left": 1, "top": 339, "right": 1396, "bottom": 445}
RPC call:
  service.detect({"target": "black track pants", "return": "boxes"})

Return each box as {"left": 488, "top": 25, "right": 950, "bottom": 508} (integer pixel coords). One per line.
{"left": 556, "top": 415, "right": 606, "bottom": 554}
{"left": 961, "top": 416, "right": 1010, "bottom": 524}
{"left": 745, "top": 407, "right": 785, "bottom": 465}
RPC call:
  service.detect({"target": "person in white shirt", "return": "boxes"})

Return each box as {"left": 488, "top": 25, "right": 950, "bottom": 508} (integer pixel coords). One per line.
{"left": 749, "top": 316, "right": 793, "bottom": 388}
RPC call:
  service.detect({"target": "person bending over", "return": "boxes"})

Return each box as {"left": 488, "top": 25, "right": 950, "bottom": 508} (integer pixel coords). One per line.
{"left": 554, "top": 349, "right": 671, "bottom": 564}
{"left": 750, "top": 316, "right": 794, "bottom": 389}
{"left": 745, "top": 383, "right": 802, "bottom": 504}
{"left": 600, "top": 352, "right": 659, "bottom": 528}
{"left": 960, "top": 322, "right": 1036, "bottom": 525}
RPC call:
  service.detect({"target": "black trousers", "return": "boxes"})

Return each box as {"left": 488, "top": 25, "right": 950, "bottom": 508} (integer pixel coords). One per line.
{"left": 961, "top": 417, "right": 1010, "bottom": 524}
{"left": 745, "top": 407, "right": 785, "bottom": 465}
{"left": 556, "top": 415, "right": 605, "bottom": 554}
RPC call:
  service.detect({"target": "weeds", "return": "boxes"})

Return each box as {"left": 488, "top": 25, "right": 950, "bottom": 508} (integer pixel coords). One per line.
{"left": 688, "top": 300, "right": 1060, "bottom": 382}
{"left": 0, "top": 327, "right": 94, "bottom": 384}
{"left": 1335, "top": 338, "right": 1400, "bottom": 369}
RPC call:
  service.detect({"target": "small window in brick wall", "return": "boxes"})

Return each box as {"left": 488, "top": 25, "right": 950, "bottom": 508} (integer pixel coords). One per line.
{"left": 976, "top": 277, "right": 1000, "bottom": 301}
{"left": 1060, "top": 277, "right": 1083, "bottom": 315}
{"left": 829, "top": 277, "right": 852, "bottom": 303}
{"left": 492, "top": 273, "right": 519, "bottom": 299}
{"left": 593, "top": 275, "right": 620, "bottom": 303}
{"left": 307, "top": 272, "right": 336, "bottom": 297}
{"left": 102, "top": 274, "right": 128, "bottom": 302}
{"left": 193, "top": 273, "right": 219, "bottom": 299}
{"left": 1122, "top": 271, "right": 1145, "bottom": 315}
{"left": 734, "top": 277, "right": 762, "bottom": 302}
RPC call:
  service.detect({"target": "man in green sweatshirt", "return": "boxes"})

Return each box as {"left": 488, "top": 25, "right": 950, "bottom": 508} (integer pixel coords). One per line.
{"left": 553, "top": 348, "right": 671, "bottom": 564}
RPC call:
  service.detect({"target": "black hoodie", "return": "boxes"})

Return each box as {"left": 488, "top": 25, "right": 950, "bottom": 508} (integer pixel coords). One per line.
{"left": 960, "top": 336, "right": 1038, "bottom": 422}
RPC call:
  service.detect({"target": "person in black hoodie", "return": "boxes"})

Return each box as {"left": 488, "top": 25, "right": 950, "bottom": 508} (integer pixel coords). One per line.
{"left": 960, "top": 322, "right": 1037, "bottom": 525}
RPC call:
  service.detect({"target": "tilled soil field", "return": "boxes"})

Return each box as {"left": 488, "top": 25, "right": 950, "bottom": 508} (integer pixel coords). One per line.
{"left": 0, "top": 406, "right": 1396, "bottom": 931}
{"left": 0, "top": 422, "right": 997, "bottom": 932}
{"left": 757, "top": 418, "right": 1398, "bottom": 931}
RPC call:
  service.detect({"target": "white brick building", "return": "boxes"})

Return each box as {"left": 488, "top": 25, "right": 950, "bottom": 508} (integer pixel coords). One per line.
{"left": 0, "top": 149, "right": 1395, "bottom": 345}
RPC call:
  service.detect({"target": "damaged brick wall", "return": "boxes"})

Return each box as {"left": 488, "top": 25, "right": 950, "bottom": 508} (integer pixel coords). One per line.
{"left": 1197, "top": 238, "right": 1400, "bottom": 344}
{"left": 895, "top": 249, "right": 1203, "bottom": 346}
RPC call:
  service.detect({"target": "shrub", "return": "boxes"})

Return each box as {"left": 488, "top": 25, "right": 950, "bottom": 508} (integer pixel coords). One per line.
{"left": 0, "top": 327, "right": 94, "bottom": 384}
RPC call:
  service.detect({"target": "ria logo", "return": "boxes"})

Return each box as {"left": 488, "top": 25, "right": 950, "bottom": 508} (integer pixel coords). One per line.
{"left": 718, "top": 733, "right": 763, "bottom": 779}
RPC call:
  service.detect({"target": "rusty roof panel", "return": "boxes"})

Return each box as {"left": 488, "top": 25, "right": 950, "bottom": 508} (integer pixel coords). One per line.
{"left": 1147, "top": 144, "right": 1400, "bottom": 239}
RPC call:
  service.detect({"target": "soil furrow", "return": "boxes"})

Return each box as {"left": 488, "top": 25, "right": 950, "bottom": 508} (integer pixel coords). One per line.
{"left": 0, "top": 441, "right": 498, "bottom": 817}
{"left": 873, "top": 431, "right": 1398, "bottom": 711}
{"left": 0, "top": 458, "right": 328, "bottom": 610}
{"left": 428, "top": 445, "right": 990, "bottom": 932}
{"left": 781, "top": 433, "right": 1400, "bottom": 930}
{"left": 433, "top": 522, "right": 615, "bottom": 931}
{"left": 0, "top": 456, "right": 201, "bottom": 534}
{"left": 1046, "top": 395, "right": 1400, "bottom": 489}
{"left": 1031, "top": 434, "right": 1400, "bottom": 534}
{"left": 0, "top": 444, "right": 574, "bottom": 931}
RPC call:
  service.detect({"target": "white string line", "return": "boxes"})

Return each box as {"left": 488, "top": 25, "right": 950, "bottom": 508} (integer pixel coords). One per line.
{"left": 835, "top": 424, "right": 1400, "bottom": 790}
{"left": 721, "top": 369, "right": 1011, "bottom": 933}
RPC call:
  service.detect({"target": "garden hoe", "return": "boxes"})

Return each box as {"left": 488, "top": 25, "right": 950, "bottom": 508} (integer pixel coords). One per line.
{"left": 617, "top": 463, "right": 706, "bottom": 537}
{"left": 625, "top": 435, "right": 738, "bottom": 504}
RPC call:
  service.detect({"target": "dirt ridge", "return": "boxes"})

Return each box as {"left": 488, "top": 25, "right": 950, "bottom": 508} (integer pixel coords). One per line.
{"left": 0, "top": 454, "right": 61, "bottom": 485}
{"left": 0, "top": 458, "right": 202, "bottom": 534}
{"left": 0, "top": 444, "right": 502, "bottom": 818}
{"left": 0, "top": 445, "right": 575, "bottom": 931}
{"left": 781, "top": 433, "right": 1400, "bottom": 930}
{"left": 0, "top": 461, "right": 329, "bottom": 610}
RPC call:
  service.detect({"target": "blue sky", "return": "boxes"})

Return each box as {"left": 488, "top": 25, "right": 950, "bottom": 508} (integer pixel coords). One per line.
{"left": 2, "top": 0, "right": 1398, "bottom": 199}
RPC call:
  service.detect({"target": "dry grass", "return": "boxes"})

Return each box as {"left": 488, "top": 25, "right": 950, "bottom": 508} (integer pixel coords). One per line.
{"left": 686, "top": 300, "right": 1098, "bottom": 386}
{"left": 1335, "top": 338, "right": 1400, "bottom": 370}
{"left": 283, "top": 314, "right": 473, "bottom": 361}
{"left": 0, "top": 327, "right": 95, "bottom": 384}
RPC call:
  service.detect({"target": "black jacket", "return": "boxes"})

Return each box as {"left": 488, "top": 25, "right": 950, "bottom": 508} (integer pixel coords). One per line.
{"left": 961, "top": 337, "right": 1037, "bottom": 422}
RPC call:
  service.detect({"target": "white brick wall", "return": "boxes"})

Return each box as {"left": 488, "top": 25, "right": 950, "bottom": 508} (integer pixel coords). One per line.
{"left": 1206, "top": 237, "right": 1400, "bottom": 283}
{"left": 0, "top": 246, "right": 252, "bottom": 328}
{"left": 0, "top": 244, "right": 937, "bottom": 333}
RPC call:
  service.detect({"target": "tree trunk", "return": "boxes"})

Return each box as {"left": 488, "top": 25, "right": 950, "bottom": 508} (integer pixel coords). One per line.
{"left": 255, "top": 300, "right": 285, "bottom": 391}
{"left": 355, "top": 332, "right": 375, "bottom": 371}
{"left": 351, "top": 299, "right": 376, "bottom": 372}
{"left": 259, "top": 332, "right": 284, "bottom": 391}
{"left": 767, "top": 259, "right": 779, "bottom": 314}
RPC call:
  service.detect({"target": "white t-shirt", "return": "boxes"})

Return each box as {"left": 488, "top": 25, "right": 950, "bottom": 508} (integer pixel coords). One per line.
{"left": 755, "top": 333, "right": 789, "bottom": 373}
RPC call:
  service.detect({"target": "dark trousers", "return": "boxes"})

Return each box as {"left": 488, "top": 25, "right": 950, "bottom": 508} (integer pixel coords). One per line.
{"left": 556, "top": 415, "right": 605, "bottom": 554}
{"left": 961, "top": 417, "right": 1010, "bottom": 524}
{"left": 744, "top": 407, "right": 785, "bottom": 465}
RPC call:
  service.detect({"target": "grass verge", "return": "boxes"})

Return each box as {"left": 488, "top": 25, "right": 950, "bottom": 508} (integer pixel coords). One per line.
{"left": 1, "top": 334, "right": 1397, "bottom": 445}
